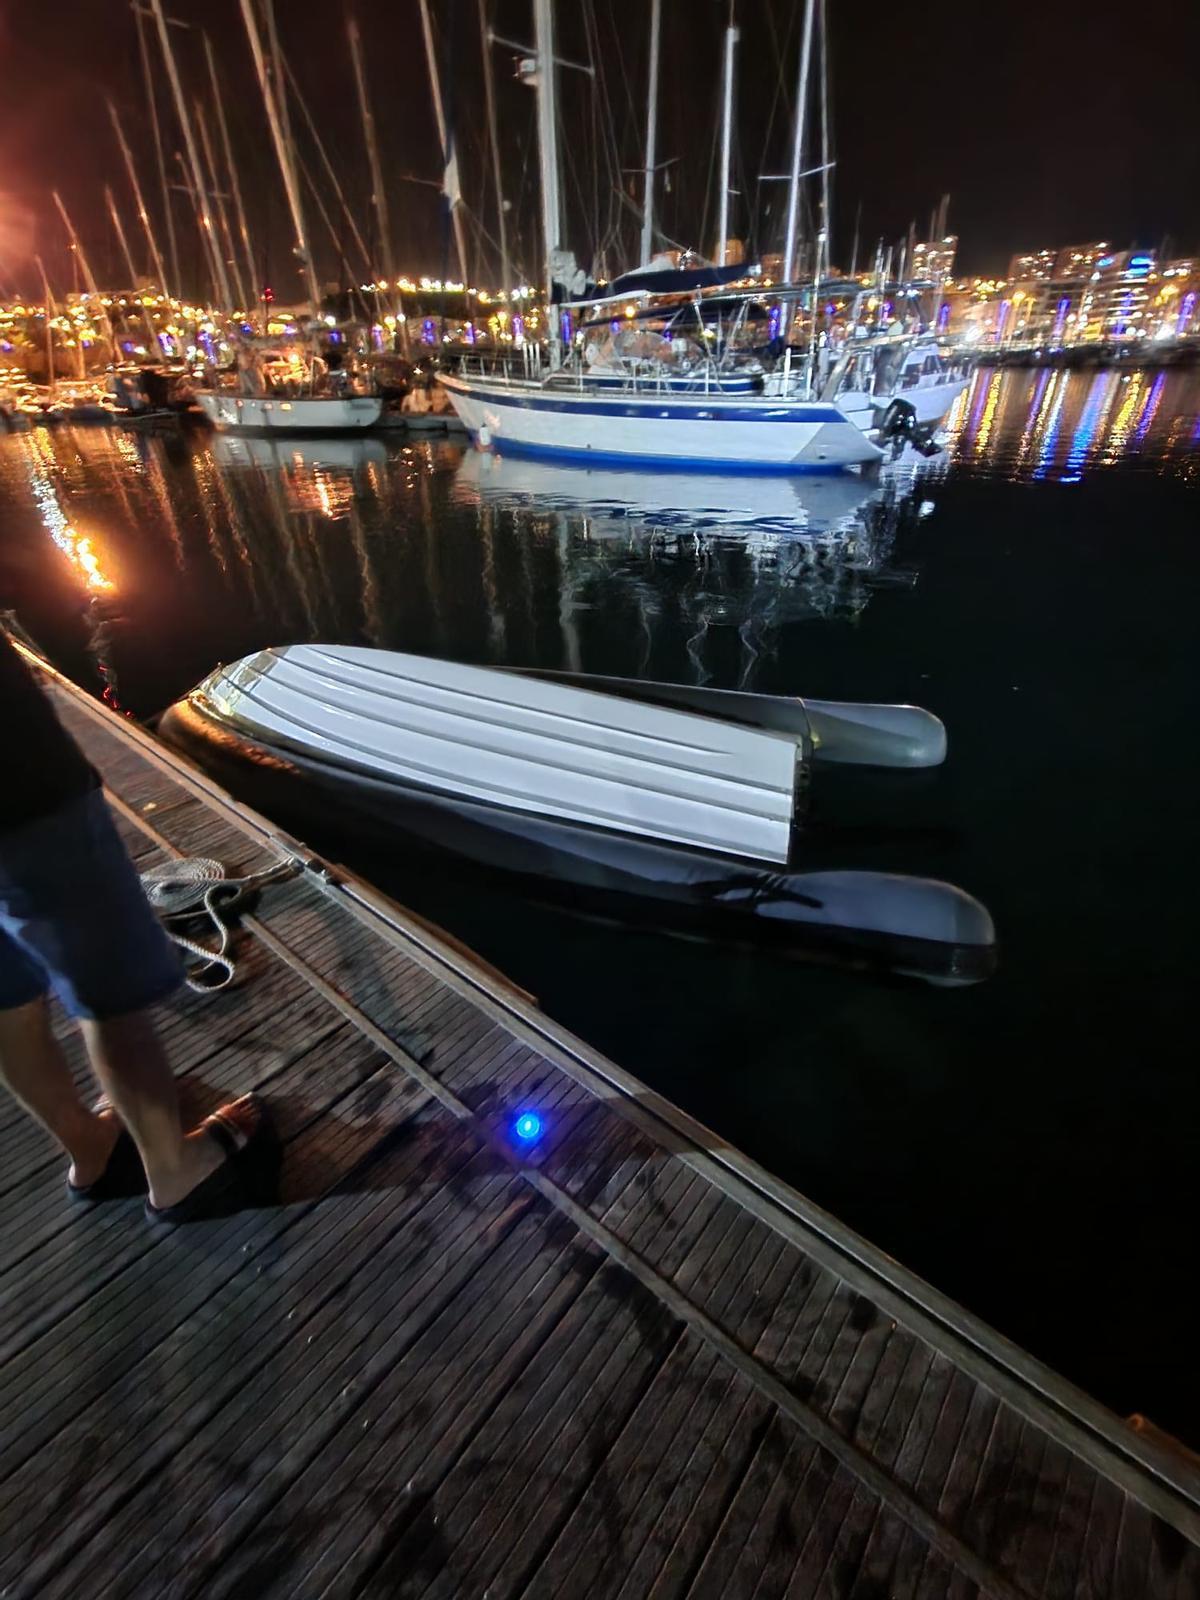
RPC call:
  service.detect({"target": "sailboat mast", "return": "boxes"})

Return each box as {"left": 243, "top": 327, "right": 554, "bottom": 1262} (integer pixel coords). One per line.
{"left": 284, "top": 59, "right": 374, "bottom": 280}
{"left": 134, "top": 1, "right": 181, "bottom": 307}
{"left": 344, "top": 16, "right": 407, "bottom": 350}
{"left": 533, "top": 0, "right": 563, "bottom": 364}
{"left": 239, "top": 0, "right": 322, "bottom": 316}
{"left": 347, "top": 15, "right": 393, "bottom": 287}
{"left": 105, "top": 185, "right": 161, "bottom": 353}
{"left": 418, "top": 0, "right": 471, "bottom": 290}
{"left": 34, "top": 255, "right": 56, "bottom": 394}
{"left": 639, "top": 0, "right": 662, "bottom": 266}
{"left": 107, "top": 98, "right": 171, "bottom": 306}
{"left": 148, "top": 0, "right": 232, "bottom": 313}
{"left": 716, "top": 17, "right": 739, "bottom": 266}
{"left": 204, "top": 31, "right": 259, "bottom": 312}
{"left": 52, "top": 191, "right": 117, "bottom": 365}
{"left": 781, "top": 0, "right": 817, "bottom": 289}
{"left": 818, "top": 0, "right": 831, "bottom": 277}
{"left": 478, "top": 0, "right": 509, "bottom": 294}
{"left": 195, "top": 96, "right": 250, "bottom": 311}
{"left": 173, "top": 152, "right": 204, "bottom": 283}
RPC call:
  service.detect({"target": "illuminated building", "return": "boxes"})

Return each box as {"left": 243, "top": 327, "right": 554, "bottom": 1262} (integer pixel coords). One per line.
{"left": 911, "top": 236, "right": 958, "bottom": 285}
{"left": 1052, "top": 242, "right": 1111, "bottom": 280}
{"left": 1076, "top": 250, "right": 1157, "bottom": 340}
{"left": 1006, "top": 249, "right": 1057, "bottom": 283}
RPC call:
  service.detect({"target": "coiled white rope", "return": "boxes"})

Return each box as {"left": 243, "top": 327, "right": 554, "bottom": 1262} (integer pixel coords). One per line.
{"left": 141, "top": 856, "right": 298, "bottom": 992}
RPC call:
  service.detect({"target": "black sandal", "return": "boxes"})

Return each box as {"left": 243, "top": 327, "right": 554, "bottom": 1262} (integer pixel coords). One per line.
{"left": 144, "top": 1094, "right": 277, "bottom": 1229}
{"left": 67, "top": 1101, "right": 147, "bottom": 1203}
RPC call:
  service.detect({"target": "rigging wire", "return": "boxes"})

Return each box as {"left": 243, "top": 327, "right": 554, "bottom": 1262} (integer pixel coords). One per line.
{"left": 604, "top": 0, "right": 643, "bottom": 263}
{"left": 819, "top": 0, "right": 834, "bottom": 270}
{"left": 754, "top": 0, "right": 803, "bottom": 258}
{"left": 508, "top": 95, "right": 540, "bottom": 292}
{"left": 696, "top": 38, "right": 726, "bottom": 263}
{"left": 583, "top": 0, "right": 628, "bottom": 269}
{"left": 282, "top": 54, "right": 375, "bottom": 284}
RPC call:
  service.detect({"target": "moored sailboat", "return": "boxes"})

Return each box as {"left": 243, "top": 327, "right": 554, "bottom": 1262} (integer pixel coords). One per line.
{"left": 440, "top": 2, "right": 964, "bottom": 472}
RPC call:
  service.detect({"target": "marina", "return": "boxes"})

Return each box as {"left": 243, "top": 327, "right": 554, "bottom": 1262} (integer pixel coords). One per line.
{"left": 2, "top": 0, "right": 1199, "bottom": 1592}
{"left": 1, "top": 363, "right": 1197, "bottom": 1442}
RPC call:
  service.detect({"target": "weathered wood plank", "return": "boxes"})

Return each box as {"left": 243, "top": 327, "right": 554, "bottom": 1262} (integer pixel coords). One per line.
{"left": 31, "top": 1154, "right": 545, "bottom": 1600}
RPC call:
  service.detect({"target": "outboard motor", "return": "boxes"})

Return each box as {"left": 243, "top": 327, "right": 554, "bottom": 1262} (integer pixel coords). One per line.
{"left": 878, "top": 398, "right": 942, "bottom": 458}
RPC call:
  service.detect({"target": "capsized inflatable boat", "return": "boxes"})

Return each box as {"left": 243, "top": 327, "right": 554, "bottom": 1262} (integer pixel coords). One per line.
{"left": 160, "top": 644, "right": 994, "bottom": 984}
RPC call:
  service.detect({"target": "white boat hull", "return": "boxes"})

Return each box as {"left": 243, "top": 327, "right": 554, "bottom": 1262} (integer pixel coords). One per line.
{"left": 440, "top": 374, "right": 883, "bottom": 472}
{"left": 872, "top": 377, "right": 970, "bottom": 431}
{"left": 826, "top": 378, "right": 970, "bottom": 436}
{"left": 198, "top": 644, "right": 801, "bottom": 864}
{"left": 195, "top": 392, "right": 383, "bottom": 434}
{"left": 164, "top": 647, "right": 996, "bottom": 984}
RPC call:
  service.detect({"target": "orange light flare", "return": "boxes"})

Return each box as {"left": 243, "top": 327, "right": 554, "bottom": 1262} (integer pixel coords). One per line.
{"left": 59, "top": 524, "right": 116, "bottom": 592}
{"left": 21, "top": 436, "right": 117, "bottom": 592}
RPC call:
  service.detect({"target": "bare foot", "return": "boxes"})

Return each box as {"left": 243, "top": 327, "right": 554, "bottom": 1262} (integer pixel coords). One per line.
{"left": 67, "top": 1108, "right": 123, "bottom": 1190}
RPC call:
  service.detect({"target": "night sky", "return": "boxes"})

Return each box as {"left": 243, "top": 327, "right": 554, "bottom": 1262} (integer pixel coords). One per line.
{"left": 1, "top": 0, "right": 1198, "bottom": 300}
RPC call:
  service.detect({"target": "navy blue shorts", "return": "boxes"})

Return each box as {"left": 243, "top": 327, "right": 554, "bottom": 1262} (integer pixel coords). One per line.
{"left": 0, "top": 788, "right": 183, "bottom": 1021}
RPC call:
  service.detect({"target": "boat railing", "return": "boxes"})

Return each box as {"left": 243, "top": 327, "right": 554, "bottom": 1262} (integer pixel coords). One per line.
{"left": 451, "top": 343, "right": 777, "bottom": 399}
{"left": 448, "top": 344, "right": 547, "bottom": 385}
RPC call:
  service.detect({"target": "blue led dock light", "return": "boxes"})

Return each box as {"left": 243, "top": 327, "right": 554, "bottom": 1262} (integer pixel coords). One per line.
{"left": 513, "top": 1111, "right": 542, "bottom": 1143}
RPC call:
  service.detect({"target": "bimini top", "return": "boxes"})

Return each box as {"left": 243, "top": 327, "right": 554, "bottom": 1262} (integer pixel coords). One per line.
{"left": 194, "top": 645, "right": 801, "bottom": 864}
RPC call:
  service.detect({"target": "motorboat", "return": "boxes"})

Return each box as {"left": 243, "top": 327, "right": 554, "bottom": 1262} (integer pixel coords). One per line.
{"left": 810, "top": 335, "right": 970, "bottom": 440}
{"left": 195, "top": 392, "right": 383, "bottom": 435}
{"left": 161, "top": 644, "right": 995, "bottom": 984}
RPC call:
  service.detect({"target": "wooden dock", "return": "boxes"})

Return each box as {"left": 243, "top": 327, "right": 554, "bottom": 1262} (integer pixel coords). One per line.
{"left": 3, "top": 663, "right": 1198, "bottom": 1599}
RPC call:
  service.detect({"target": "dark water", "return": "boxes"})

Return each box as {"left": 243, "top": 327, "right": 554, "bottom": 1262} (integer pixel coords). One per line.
{"left": 2, "top": 365, "right": 1198, "bottom": 1442}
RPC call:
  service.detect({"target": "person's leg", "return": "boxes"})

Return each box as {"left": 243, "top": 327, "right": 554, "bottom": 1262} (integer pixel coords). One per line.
{"left": 80, "top": 1010, "right": 226, "bottom": 1210}
{"left": 0, "top": 995, "right": 120, "bottom": 1187}
{"left": 4, "top": 788, "right": 267, "bottom": 1215}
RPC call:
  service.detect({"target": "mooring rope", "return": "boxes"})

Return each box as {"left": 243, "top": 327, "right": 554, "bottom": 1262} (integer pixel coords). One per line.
{"left": 140, "top": 856, "right": 299, "bottom": 993}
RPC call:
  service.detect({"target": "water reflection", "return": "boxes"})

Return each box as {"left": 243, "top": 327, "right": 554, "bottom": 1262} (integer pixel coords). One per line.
{"left": 12, "top": 428, "right": 117, "bottom": 593}
{"left": 950, "top": 364, "right": 1200, "bottom": 482}
{"left": 212, "top": 433, "right": 390, "bottom": 523}
{"left": 451, "top": 447, "right": 938, "bottom": 685}
{"left": 452, "top": 449, "right": 882, "bottom": 537}
{"left": 189, "top": 430, "right": 941, "bottom": 690}
{"left": 4, "top": 380, "right": 1198, "bottom": 1440}
{"left": 2, "top": 367, "right": 1197, "bottom": 712}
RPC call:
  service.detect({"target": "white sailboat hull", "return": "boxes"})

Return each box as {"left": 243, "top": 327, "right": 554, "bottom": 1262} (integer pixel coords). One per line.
{"left": 195, "top": 392, "right": 383, "bottom": 434}
{"left": 440, "top": 373, "right": 884, "bottom": 472}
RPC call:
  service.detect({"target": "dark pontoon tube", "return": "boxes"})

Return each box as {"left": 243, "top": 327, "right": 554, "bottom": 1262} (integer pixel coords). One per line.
{"left": 161, "top": 697, "right": 994, "bottom": 987}
{"left": 512, "top": 668, "right": 947, "bottom": 768}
